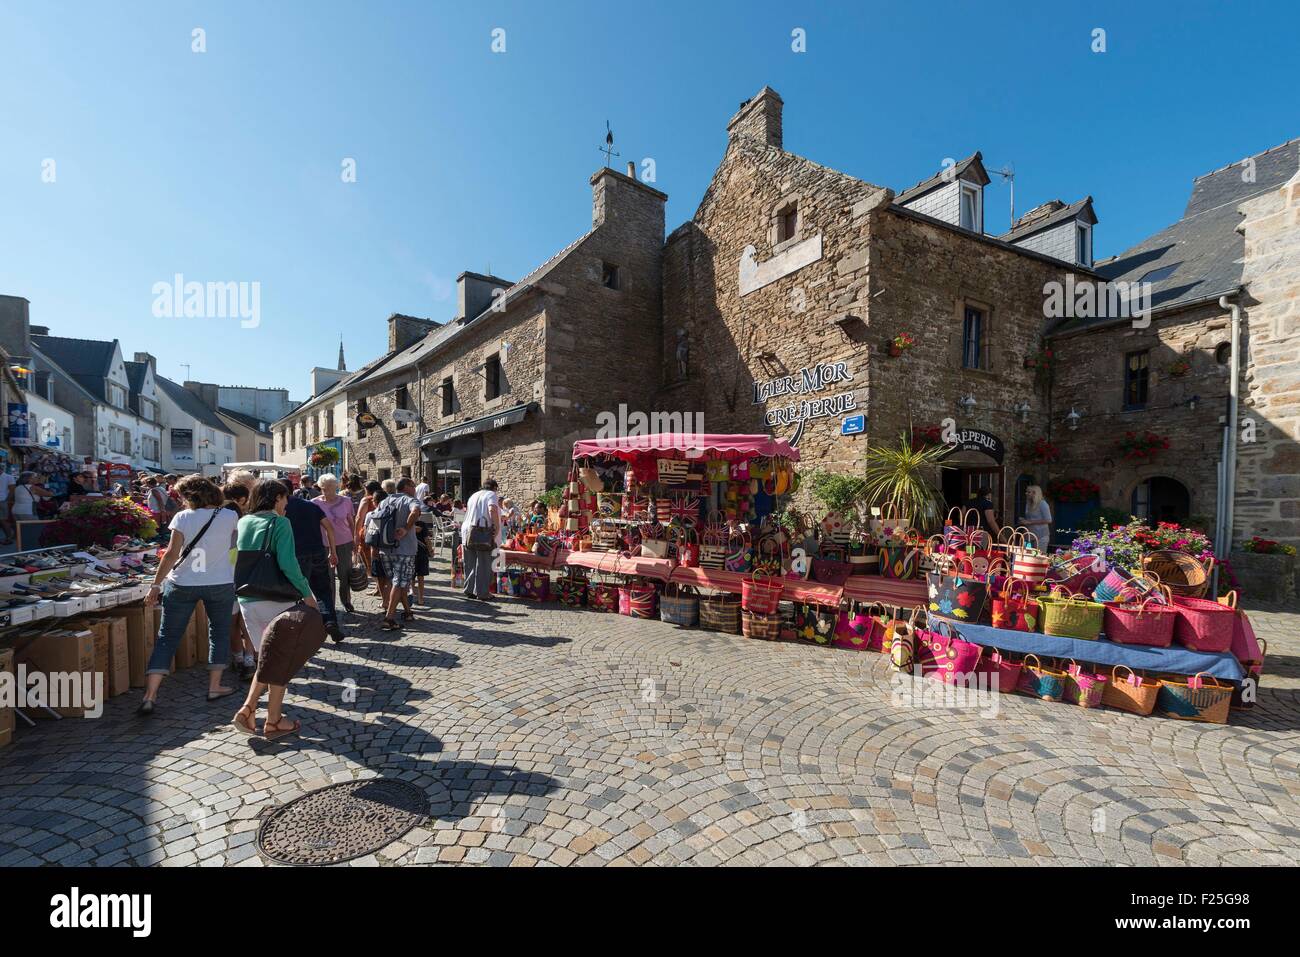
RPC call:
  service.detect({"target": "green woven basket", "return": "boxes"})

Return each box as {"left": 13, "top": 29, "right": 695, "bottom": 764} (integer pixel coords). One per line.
{"left": 1040, "top": 590, "right": 1105, "bottom": 640}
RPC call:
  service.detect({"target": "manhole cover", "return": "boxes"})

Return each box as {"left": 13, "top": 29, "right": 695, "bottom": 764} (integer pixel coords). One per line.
{"left": 257, "top": 779, "right": 428, "bottom": 866}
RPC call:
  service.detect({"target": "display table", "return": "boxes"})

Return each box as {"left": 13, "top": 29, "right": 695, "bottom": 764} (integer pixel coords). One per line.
{"left": 667, "top": 567, "right": 843, "bottom": 606}
{"left": 842, "top": 577, "right": 928, "bottom": 607}
{"left": 499, "top": 548, "right": 558, "bottom": 570}
{"left": 935, "top": 617, "right": 1246, "bottom": 682}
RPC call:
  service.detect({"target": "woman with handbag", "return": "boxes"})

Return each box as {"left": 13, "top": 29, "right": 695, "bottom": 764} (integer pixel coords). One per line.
{"left": 231, "top": 480, "right": 318, "bottom": 739}
{"left": 137, "top": 476, "right": 241, "bottom": 716}
{"left": 461, "top": 478, "right": 501, "bottom": 601}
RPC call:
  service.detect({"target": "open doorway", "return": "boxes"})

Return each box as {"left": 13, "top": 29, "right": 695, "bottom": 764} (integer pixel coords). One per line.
{"left": 1132, "top": 476, "right": 1190, "bottom": 524}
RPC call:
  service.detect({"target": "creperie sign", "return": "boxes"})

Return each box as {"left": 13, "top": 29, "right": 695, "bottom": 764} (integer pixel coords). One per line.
{"left": 753, "top": 361, "right": 856, "bottom": 427}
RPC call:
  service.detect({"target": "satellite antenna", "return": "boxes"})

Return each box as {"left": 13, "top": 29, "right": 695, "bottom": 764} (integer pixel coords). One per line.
{"left": 989, "top": 164, "right": 1016, "bottom": 225}
{"left": 600, "top": 121, "right": 619, "bottom": 167}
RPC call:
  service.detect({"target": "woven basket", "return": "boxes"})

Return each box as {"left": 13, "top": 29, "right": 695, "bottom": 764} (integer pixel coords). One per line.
{"left": 1063, "top": 661, "right": 1108, "bottom": 708}
{"left": 741, "top": 609, "right": 782, "bottom": 640}
{"left": 741, "top": 571, "right": 783, "bottom": 615}
{"left": 1142, "top": 550, "right": 1212, "bottom": 598}
{"left": 1102, "top": 665, "right": 1159, "bottom": 715}
{"left": 1172, "top": 593, "right": 1236, "bottom": 652}
{"left": 1040, "top": 588, "right": 1104, "bottom": 640}
{"left": 1156, "top": 672, "right": 1232, "bottom": 724}
{"left": 554, "top": 576, "right": 587, "bottom": 607}
{"left": 660, "top": 584, "right": 699, "bottom": 627}
{"left": 981, "top": 648, "right": 1023, "bottom": 694}
{"left": 1015, "top": 653, "right": 1067, "bottom": 702}
{"left": 1103, "top": 595, "right": 1177, "bottom": 647}
{"left": 619, "top": 583, "right": 658, "bottom": 620}
{"left": 700, "top": 592, "right": 742, "bottom": 634}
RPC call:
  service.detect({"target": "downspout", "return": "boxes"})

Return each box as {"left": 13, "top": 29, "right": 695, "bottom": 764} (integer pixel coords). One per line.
{"left": 1217, "top": 293, "right": 1242, "bottom": 560}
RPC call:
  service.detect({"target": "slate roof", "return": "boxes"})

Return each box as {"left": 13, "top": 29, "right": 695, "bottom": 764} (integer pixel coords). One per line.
{"left": 1050, "top": 137, "right": 1299, "bottom": 334}
{"left": 30, "top": 334, "right": 115, "bottom": 401}
{"left": 894, "top": 153, "right": 989, "bottom": 206}
{"left": 217, "top": 407, "right": 274, "bottom": 436}
{"left": 155, "top": 375, "right": 232, "bottom": 433}
{"left": 998, "top": 196, "right": 1096, "bottom": 244}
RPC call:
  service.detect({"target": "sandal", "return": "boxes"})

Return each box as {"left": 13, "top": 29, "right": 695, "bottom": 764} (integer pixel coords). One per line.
{"left": 262, "top": 716, "right": 301, "bottom": 742}
{"left": 207, "top": 687, "right": 237, "bottom": 702}
{"left": 401, "top": 609, "right": 414, "bottom": 621}
{"left": 381, "top": 618, "right": 400, "bottom": 631}
{"left": 231, "top": 705, "right": 258, "bottom": 736}
{"left": 136, "top": 699, "right": 155, "bottom": 717}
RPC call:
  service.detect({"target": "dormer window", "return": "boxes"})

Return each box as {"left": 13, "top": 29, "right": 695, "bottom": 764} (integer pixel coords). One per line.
{"left": 1076, "top": 223, "right": 1093, "bottom": 267}
{"left": 776, "top": 202, "right": 798, "bottom": 244}
{"left": 959, "top": 184, "right": 982, "bottom": 232}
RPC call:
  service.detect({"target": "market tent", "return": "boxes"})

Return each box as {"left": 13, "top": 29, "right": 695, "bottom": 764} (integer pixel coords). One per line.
{"left": 571, "top": 433, "right": 799, "bottom": 462}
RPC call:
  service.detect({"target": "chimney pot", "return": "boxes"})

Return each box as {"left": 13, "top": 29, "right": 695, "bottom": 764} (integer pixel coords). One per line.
{"left": 626, "top": 161, "right": 636, "bottom": 179}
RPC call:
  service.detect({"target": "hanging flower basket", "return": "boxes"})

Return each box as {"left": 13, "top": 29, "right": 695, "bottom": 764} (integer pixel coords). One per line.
{"left": 309, "top": 446, "right": 340, "bottom": 470}
{"left": 1017, "top": 437, "right": 1060, "bottom": 465}
{"left": 1047, "top": 477, "right": 1100, "bottom": 503}
{"left": 889, "top": 333, "right": 916, "bottom": 358}
{"left": 1166, "top": 357, "right": 1192, "bottom": 377}
{"left": 1115, "top": 431, "right": 1170, "bottom": 461}
{"left": 910, "top": 424, "right": 943, "bottom": 451}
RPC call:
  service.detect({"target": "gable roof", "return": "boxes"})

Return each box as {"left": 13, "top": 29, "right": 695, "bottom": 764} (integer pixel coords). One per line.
{"left": 1052, "top": 137, "right": 1299, "bottom": 334}
{"left": 123, "top": 360, "right": 152, "bottom": 416}
{"left": 998, "top": 196, "right": 1096, "bottom": 244}
{"left": 30, "top": 334, "right": 116, "bottom": 401}
{"left": 894, "top": 152, "right": 990, "bottom": 206}
{"left": 155, "top": 375, "right": 231, "bottom": 433}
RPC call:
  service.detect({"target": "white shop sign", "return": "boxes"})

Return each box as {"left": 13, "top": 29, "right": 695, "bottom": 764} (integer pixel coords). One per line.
{"left": 752, "top": 361, "right": 856, "bottom": 444}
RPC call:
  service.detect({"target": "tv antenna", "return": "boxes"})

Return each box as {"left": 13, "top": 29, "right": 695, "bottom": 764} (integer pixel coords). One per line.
{"left": 989, "top": 164, "right": 1016, "bottom": 225}
{"left": 180, "top": 363, "right": 191, "bottom": 381}
{"left": 600, "top": 121, "right": 619, "bottom": 167}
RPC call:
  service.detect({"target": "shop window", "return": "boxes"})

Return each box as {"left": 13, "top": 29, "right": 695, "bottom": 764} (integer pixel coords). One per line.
{"left": 776, "top": 202, "right": 798, "bottom": 244}
{"left": 961, "top": 306, "right": 985, "bottom": 370}
{"left": 441, "top": 378, "right": 455, "bottom": 417}
{"left": 378, "top": 468, "right": 391, "bottom": 481}
{"left": 485, "top": 355, "right": 503, "bottom": 400}
{"left": 601, "top": 262, "right": 620, "bottom": 290}
{"left": 1124, "top": 350, "right": 1149, "bottom": 409}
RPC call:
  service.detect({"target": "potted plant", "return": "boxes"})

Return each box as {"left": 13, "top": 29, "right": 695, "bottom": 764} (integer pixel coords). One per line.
{"left": 889, "top": 332, "right": 916, "bottom": 357}
{"left": 1047, "top": 477, "right": 1100, "bottom": 503}
{"left": 909, "top": 424, "right": 943, "bottom": 451}
{"left": 309, "top": 445, "right": 340, "bottom": 470}
{"left": 861, "top": 431, "right": 951, "bottom": 534}
{"left": 1115, "top": 431, "right": 1170, "bottom": 461}
{"left": 1018, "top": 437, "right": 1060, "bottom": 465}
{"left": 807, "top": 471, "right": 868, "bottom": 529}
{"left": 1166, "top": 357, "right": 1192, "bottom": 377}
{"left": 1233, "top": 536, "right": 1296, "bottom": 602}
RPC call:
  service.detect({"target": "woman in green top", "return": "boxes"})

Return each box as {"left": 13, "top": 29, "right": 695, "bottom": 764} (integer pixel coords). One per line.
{"left": 231, "top": 479, "right": 317, "bottom": 739}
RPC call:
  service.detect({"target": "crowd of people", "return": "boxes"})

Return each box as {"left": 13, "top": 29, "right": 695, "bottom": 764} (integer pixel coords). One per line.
{"left": 133, "top": 468, "right": 510, "bottom": 741}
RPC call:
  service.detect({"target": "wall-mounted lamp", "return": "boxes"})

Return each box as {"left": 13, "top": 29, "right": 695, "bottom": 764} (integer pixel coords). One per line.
{"left": 1065, "top": 407, "right": 1082, "bottom": 431}
{"left": 957, "top": 394, "right": 976, "bottom": 415}
{"left": 1013, "top": 401, "right": 1032, "bottom": 423}
{"left": 1188, "top": 394, "right": 1200, "bottom": 412}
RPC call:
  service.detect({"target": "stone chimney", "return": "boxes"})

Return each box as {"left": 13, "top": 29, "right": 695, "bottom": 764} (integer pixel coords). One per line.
{"left": 184, "top": 380, "right": 220, "bottom": 410}
{"left": 387, "top": 313, "right": 439, "bottom": 353}
{"left": 727, "top": 86, "right": 783, "bottom": 150}
{"left": 457, "top": 272, "right": 514, "bottom": 322}
{"left": 133, "top": 351, "right": 157, "bottom": 370}
{"left": 1013, "top": 200, "right": 1066, "bottom": 231}
{"left": 590, "top": 165, "right": 667, "bottom": 233}
{"left": 0, "top": 295, "right": 32, "bottom": 357}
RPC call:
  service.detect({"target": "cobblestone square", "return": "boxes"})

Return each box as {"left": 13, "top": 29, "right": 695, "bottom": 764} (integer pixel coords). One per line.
{"left": 2, "top": 561, "right": 1297, "bottom": 867}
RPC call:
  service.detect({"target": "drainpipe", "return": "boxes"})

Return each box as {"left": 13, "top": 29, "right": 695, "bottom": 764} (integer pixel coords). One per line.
{"left": 1217, "top": 294, "right": 1241, "bottom": 560}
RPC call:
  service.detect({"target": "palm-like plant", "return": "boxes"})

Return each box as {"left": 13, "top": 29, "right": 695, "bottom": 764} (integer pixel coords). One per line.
{"left": 862, "top": 431, "right": 951, "bottom": 533}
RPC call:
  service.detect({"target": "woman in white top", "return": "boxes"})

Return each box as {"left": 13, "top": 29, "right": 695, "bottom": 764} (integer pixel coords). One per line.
{"left": 137, "top": 475, "right": 241, "bottom": 716}
{"left": 1018, "top": 485, "right": 1053, "bottom": 550}
{"left": 460, "top": 479, "right": 500, "bottom": 600}
{"left": 11, "top": 471, "right": 54, "bottom": 520}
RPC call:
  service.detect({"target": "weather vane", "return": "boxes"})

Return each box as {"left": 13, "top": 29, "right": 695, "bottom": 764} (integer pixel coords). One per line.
{"left": 600, "top": 120, "right": 619, "bottom": 167}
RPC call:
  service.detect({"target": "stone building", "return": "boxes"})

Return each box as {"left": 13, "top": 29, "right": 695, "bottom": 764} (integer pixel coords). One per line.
{"left": 1049, "top": 138, "right": 1300, "bottom": 547}
{"left": 341, "top": 167, "right": 666, "bottom": 501}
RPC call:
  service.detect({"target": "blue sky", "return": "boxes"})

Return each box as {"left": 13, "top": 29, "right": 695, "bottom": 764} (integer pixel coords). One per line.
{"left": 1, "top": 1, "right": 1293, "bottom": 398}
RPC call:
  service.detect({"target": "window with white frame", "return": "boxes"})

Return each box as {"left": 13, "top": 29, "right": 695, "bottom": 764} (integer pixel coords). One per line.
{"left": 224, "top": 433, "right": 232, "bottom": 449}
{"left": 959, "top": 183, "right": 982, "bottom": 232}
{"left": 142, "top": 435, "right": 160, "bottom": 461}
{"left": 109, "top": 425, "right": 131, "bottom": 454}
{"left": 1076, "top": 223, "right": 1093, "bottom": 267}
{"left": 108, "top": 382, "right": 127, "bottom": 409}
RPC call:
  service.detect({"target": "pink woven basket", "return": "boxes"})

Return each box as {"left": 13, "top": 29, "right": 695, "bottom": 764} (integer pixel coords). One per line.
{"left": 1172, "top": 593, "right": 1236, "bottom": 652}
{"left": 1103, "top": 596, "right": 1178, "bottom": 647}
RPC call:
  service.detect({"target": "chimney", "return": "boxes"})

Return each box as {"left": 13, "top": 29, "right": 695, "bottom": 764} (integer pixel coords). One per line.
{"left": 133, "top": 351, "right": 156, "bottom": 370}
{"left": 30, "top": 325, "right": 49, "bottom": 337}
{"left": 590, "top": 165, "right": 667, "bottom": 232}
{"left": 0, "top": 295, "right": 32, "bottom": 357}
{"left": 626, "top": 161, "right": 636, "bottom": 179}
{"left": 387, "top": 313, "right": 439, "bottom": 352}
{"left": 727, "top": 86, "right": 783, "bottom": 150}
{"left": 184, "top": 380, "right": 220, "bottom": 410}
{"left": 456, "top": 272, "right": 514, "bottom": 322}
{"left": 1013, "top": 200, "right": 1066, "bottom": 231}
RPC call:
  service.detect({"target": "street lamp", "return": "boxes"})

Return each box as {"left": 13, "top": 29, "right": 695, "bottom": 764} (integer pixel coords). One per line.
{"left": 1013, "top": 401, "right": 1032, "bottom": 423}
{"left": 1065, "top": 408, "right": 1082, "bottom": 431}
{"left": 957, "top": 394, "right": 976, "bottom": 415}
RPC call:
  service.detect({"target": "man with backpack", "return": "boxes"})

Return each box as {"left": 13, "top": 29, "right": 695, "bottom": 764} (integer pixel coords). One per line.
{"left": 367, "top": 477, "right": 421, "bottom": 632}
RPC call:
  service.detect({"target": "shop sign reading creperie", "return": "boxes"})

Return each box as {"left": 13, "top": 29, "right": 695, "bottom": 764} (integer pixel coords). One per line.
{"left": 753, "top": 361, "right": 857, "bottom": 428}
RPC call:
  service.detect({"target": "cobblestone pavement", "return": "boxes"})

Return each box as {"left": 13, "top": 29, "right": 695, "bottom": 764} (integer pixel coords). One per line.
{"left": 2, "top": 564, "right": 1298, "bottom": 867}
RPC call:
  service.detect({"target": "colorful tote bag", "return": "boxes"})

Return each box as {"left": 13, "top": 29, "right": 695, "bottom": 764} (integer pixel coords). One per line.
{"left": 990, "top": 578, "right": 1039, "bottom": 632}
{"left": 834, "top": 602, "right": 886, "bottom": 651}
{"left": 724, "top": 529, "right": 754, "bottom": 573}
{"left": 795, "top": 602, "right": 837, "bottom": 645}
{"left": 915, "top": 624, "right": 983, "bottom": 683}
{"left": 926, "top": 559, "right": 989, "bottom": 623}
{"left": 1015, "top": 653, "right": 1067, "bottom": 701}
{"left": 879, "top": 530, "right": 922, "bottom": 580}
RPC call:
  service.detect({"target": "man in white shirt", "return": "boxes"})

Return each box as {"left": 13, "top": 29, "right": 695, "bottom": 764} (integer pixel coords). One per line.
{"left": 415, "top": 479, "right": 430, "bottom": 503}
{"left": 460, "top": 479, "right": 500, "bottom": 601}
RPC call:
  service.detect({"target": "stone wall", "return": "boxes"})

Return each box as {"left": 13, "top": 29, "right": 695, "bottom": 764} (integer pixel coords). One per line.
{"left": 1049, "top": 299, "right": 1233, "bottom": 525}
{"left": 1235, "top": 168, "right": 1300, "bottom": 547}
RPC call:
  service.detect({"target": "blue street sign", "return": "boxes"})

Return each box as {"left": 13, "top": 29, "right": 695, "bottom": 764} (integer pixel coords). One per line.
{"left": 841, "top": 414, "right": 865, "bottom": 436}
